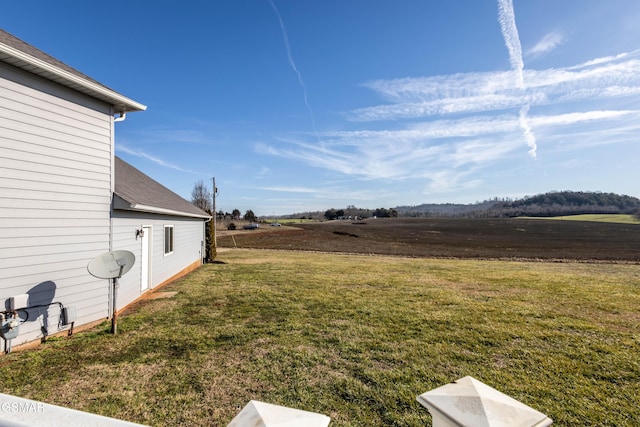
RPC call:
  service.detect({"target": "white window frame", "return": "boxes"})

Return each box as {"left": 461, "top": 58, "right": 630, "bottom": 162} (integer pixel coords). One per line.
{"left": 164, "top": 225, "right": 174, "bottom": 256}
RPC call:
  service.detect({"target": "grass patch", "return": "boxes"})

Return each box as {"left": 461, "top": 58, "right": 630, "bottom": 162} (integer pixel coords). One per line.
{"left": 278, "top": 218, "right": 318, "bottom": 225}
{"left": 520, "top": 213, "right": 640, "bottom": 224}
{"left": 1, "top": 249, "right": 639, "bottom": 426}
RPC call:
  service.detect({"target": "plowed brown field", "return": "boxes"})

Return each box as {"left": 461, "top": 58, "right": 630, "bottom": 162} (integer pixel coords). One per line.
{"left": 217, "top": 218, "right": 640, "bottom": 261}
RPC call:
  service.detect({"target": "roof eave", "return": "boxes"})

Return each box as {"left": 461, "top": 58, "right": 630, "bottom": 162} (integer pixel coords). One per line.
{"left": 130, "top": 203, "right": 212, "bottom": 219}
{"left": 0, "top": 42, "right": 147, "bottom": 113}
{"left": 113, "top": 195, "right": 211, "bottom": 219}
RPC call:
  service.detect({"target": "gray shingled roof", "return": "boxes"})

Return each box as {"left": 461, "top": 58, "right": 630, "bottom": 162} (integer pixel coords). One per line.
{"left": 114, "top": 157, "right": 211, "bottom": 219}
{"left": 0, "top": 29, "right": 145, "bottom": 113}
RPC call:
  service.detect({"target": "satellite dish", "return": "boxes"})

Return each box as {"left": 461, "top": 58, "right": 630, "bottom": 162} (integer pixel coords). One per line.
{"left": 87, "top": 250, "right": 135, "bottom": 335}
{"left": 87, "top": 250, "right": 135, "bottom": 279}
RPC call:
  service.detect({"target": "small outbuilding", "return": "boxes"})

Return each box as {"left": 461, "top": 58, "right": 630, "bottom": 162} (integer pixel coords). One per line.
{"left": 112, "top": 156, "right": 210, "bottom": 309}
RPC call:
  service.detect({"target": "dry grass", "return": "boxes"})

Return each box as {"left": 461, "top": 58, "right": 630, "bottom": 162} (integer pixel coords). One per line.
{"left": 1, "top": 249, "right": 639, "bottom": 426}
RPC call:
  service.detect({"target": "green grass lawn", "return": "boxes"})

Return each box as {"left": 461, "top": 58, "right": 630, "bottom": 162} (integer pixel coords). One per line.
{"left": 277, "top": 218, "right": 318, "bottom": 224}
{"left": 520, "top": 213, "right": 640, "bottom": 224}
{"left": 1, "top": 249, "right": 639, "bottom": 426}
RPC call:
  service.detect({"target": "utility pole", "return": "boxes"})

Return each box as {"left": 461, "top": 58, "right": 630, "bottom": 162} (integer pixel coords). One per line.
{"left": 210, "top": 177, "right": 218, "bottom": 261}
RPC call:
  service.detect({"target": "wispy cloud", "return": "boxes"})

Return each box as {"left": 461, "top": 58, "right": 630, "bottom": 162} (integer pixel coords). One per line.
{"left": 256, "top": 185, "right": 393, "bottom": 209}
{"left": 348, "top": 53, "right": 640, "bottom": 125}
{"left": 257, "top": 186, "right": 319, "bottom": 193}
{"left": 263, "top": 103, "right": 640, "bottom": 184}
{"left": 260, "top": 2, "right": 640, "bottom": 195}
{"left": 328, "top": 115, "right": 521, "bottom": 140}
{"left": 526, "top": 31, "right": 565, "bottom": 57}
{"left": 532, "top": 109, "right": 640, "bottom": 127}
{"left": 116, "top": 144, "right": 190, "bottom": 172}
{"left": 568, "top": 51, "right": 632, "bottom": 69}
{"left": 533, "top": 111, "right": 640, "bottom": 151}
{"left": 423, "top": 169, "right": 484, "bottom": 194}
{"left": 359, "top": 71, "right": 520, "bottom": 104}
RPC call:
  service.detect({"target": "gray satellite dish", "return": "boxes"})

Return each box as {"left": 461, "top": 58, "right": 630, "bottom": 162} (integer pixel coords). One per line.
{"left": 87, "top": 250, "right": 135, "bottom": 279}
{"left": 87, "top": 250, "right": 135, "bottom": 334}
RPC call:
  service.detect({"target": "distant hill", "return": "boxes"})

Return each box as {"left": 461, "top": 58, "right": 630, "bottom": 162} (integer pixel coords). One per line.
{"left": 395, "top": 200, "right": 497, "bottom": 217}
{"left": 281, "top": 191, "right": 640, "bottom": 220}
{"left": 495, "top": 191, "right": 640, "bottom": 217}
{"left": 395, "top": 191, "right": 640, "bottom": 218}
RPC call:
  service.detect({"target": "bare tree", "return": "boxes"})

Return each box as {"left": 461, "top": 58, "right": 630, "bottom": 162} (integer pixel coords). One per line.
{"left": 191, "top": 180, "right": 212, "bottom": 213}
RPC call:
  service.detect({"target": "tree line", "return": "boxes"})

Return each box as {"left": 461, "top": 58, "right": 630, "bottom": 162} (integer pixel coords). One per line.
{"left": 190, "top": 180, "right": 256, "bottom": 221}
{"left": 190, "top": 180, "right": 258, "bottom": 262}
{"left": 192, "top": 181, "right": 639, "bottom": 222}
{"left": 323, "top": 206, "right": 398, "bottom": 220}
{"left": 396, "top": 191, "right": 640, "bottom": 218}
{"left": 288, "top": 191, "right": 640, "bottom": 220}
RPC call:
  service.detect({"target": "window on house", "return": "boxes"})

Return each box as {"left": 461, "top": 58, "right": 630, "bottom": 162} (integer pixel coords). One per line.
{"left": 164, "top": 225, "right": 174, "bottom": 255}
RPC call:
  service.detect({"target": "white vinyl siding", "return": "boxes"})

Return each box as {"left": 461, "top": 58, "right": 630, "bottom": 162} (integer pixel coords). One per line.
{"left": 0, "top": 62, "right": 113, "bottom": 345}
{"left": 112, "top": 212, "right": 204, "bottom": 311}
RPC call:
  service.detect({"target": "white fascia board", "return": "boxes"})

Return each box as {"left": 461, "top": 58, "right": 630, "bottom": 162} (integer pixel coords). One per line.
{"left": 132, "top": 204, "right": 211, "bottom": 219}
{"left": 113, "top": 195, "right": 210, "bottom": 219}
{"left": 0, "top": 43, "right": 147, "bottom": 113}
{"left": 122, "top": 202, "right": 211, "bottom": 219}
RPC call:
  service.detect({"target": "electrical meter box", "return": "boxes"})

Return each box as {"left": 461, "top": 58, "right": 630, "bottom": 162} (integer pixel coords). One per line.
{"left": 0, "top": 318, "right": 20, "bottom": 340}
{"left": 61, "top": 306, "right": 77, "bottom": 326}
{"left": 9, "top": 294, "right": 29, "bottom": 310}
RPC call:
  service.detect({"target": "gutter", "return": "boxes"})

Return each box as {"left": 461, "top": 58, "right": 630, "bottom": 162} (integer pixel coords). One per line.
{"left": 114, "top": 197, "right": 212, "bottom": 219}
{"left": 128, "top": 203, "right": 211, "bottom": 219}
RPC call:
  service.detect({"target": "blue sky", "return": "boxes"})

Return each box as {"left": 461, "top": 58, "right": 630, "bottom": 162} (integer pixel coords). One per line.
{"left": 3, "top": 1, "right": 640, "bottom": 216}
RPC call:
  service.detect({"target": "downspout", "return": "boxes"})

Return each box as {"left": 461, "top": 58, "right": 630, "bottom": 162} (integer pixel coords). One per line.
{"left": 109, "top": 111, "right": 125, "bottom": 319}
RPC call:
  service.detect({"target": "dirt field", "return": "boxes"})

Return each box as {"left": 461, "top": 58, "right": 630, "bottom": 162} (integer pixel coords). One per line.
{"left": 217, "top": 217, "right": 640, "bottom": 261}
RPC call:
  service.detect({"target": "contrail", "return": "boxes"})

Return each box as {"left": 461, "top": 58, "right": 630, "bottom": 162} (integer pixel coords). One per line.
{"left": 519, "top": 105, "right": 537, "bottom": 157}
{"left": 497, "top": 0, "right": 524, "bottom": 87}
{"left": 497, "top": 0, "right": 537, "bottom": 157}
{"left": 268, "top": 0, "right": 321, "bottom": 142}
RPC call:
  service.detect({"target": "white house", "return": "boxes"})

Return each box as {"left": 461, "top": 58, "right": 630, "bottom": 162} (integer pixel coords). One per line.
{"left": 112, "top": 156, "right": 210, "bottom": 311}
{"left": 0, "top": 29, "right": 210, "bottom": 351}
